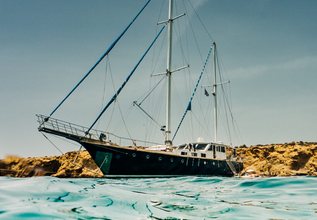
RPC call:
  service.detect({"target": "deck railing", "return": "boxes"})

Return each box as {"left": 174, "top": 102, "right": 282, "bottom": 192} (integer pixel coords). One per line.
{"left": 36, "top": 114, "right": 160, "bottom": 146}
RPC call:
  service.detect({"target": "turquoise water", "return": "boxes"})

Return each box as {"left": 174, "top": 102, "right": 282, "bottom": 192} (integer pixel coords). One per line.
{"left": 0, "top": 177, "right": 316, "bottom": 219}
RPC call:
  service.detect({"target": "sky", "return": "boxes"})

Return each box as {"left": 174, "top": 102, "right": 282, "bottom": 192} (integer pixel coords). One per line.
{"left": 0, "top": 0, "right": 316, "bottom": 159}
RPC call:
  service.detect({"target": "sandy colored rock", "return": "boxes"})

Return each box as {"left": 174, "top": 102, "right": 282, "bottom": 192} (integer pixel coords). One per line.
{"left": 1, "top": 142, "right": 316, "bottom": 177}
{"left": 0, "top": 151, "right": 103, "bottom": 178}
{"left": 237, "top": 141, "right": 317, "bottom": 177}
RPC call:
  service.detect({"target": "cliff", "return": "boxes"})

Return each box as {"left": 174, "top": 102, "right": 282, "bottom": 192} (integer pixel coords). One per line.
{"left": 0, "top": 142, "right": 316, "bottom": 177}
{"left": 238, "top": 141, "right": 317, "bottom": 176}
{"left": 0, "top": 151, "right": 103, "bottom": 178}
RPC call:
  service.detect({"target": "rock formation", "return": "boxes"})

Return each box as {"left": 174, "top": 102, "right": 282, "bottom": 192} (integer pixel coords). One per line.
{"left": 0, "top": 151, "right": 103, "bottom": 178}
{"left": 238, "top": 141, "right": 317, "bottom": 177}
{"left": 0, "top": 141, "right": 316, "bottom": 177}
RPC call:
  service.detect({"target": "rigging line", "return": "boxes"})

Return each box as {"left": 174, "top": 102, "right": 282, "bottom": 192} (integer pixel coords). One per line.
{"left": 172, "top": 46, "right": 213, "bottom": 141}
{"left": 149, "top": 32, "right": 166, "bottom": 76}
{"left": 191, "top": 110, "right": 209, "bottom": 139}
{"left": 201, "top": 88, "right": 212, "bottom": 133}
{"left": 47, "top": 0, "right": 153, "bottom": 119}
{"left": 41, "top": 132, "right": 64, "bottom": 155}
{"left": 187, "top": 1, "right": 214, "bottom": 42}
{"left": 133, "top": 101, "right": 161, "bottom": 128}
{"left": 86, "top": 26, "right": 166, "bottom": 134}
{"left": 116, "top": 97, "right": 134, "bottom": 145}
{"left": 96, "top": 55, "right": 111, "bottom": 130}
{"left": 101, "top": 56, "right": 111, "bottom": 110}
{"left": 183, "top": 2, "right": 204, "bottom": 63}
{"left": 216, "top": 74, "right": 231, "bottom": 144}
{"left": 174, "top": 4, "right": 191, "bottom": 99}
{"left": 181, "top": 4, "right": 195, "bottom": 106}
{"left": 217, "top": 56, "right": 233, "bottom": 145}
{"left": 217, "top": 53, "right": 243, "bottom": 144}
{"left": 53, "top": 134, "right": 80, "bottom": 146}
{"left": 156, "top": 0, "right": 166, "bottom": 25}
{"left": 150, "top": 0, "right": 166, "bottom": 71}
{"left": 177, "top": 1, "right": 189, "bottom": 66}
{"left": 106, "top": 55, "right": 116, "bottom": 131}
{"left": 114, "top": 90, "right": 138, "bottom": 144}
{"left": 139, "top": 76, "right": 165, "bottom": 105}
{"left": 145, "top": 78, "right": 166, "bottom": 144}
{"left": 188, "top": 111, "right": 194, "bottom": 142}
{"left": 73, "top": 145, "right": 83, "bottom": 164}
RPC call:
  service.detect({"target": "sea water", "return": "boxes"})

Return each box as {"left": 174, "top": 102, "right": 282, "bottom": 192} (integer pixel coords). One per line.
{"left": 0, "top": 176, "right": 316, "bottom": 219}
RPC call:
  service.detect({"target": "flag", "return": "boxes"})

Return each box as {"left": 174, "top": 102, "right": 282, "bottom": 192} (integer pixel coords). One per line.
{"left": 187, "top": 102, "right": 192, "bottom": 111}
{"left": 204, "top": 89, "right": 209, "bottom": 96}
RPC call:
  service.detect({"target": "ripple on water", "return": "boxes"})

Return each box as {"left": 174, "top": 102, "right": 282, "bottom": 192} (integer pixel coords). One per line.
{"left": 0, "top": 176, "right": 316, "bottom": 219}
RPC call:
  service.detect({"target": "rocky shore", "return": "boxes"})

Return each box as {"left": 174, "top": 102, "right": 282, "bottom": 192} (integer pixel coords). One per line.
{"left": 238, "top": 141, "right": 317, "bottom": 177}
{"left": 0, "top": 151, "right": 103, "bottom": 178}
{"left": 0, "top": 142, "right": 316, "bottom": 178}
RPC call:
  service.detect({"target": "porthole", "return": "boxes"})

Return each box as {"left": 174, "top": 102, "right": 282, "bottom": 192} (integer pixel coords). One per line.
{"left": 146, "top": 155, "right": 150, "bottom": 159}
{"left": 204, "top": 161, "right": 207, "bottom": 165}
{"left": 132, "top": 153, "right": 136, "bottom": 157}
{"left": 213, "top": 161, "right": 215, "bottom": 166}
{"left": 158, "top": 157, "right": 162, "bottom": 161}
{"left": 170, "top": 158, "right": 174, "bottom": 163}
{"left": 181, "top": 159, "right": 184, "bottom": 163}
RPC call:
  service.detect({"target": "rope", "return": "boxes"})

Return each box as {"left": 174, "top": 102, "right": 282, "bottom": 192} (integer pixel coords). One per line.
{"left": 86, "top": 26, "right": 165, "bottom": 134}
{"left": 41, "top": 132, "right": 104, "bottom": 177}
{"left": 187, "top": 1, "right": 214, "bottom": 42}
{"left": 218, "top": 56, "right": 232, "bottom": 145}
{"left": 183, "top": 2, "right": 204, "bottom": 63}
{"left": 106, "top": 59, "right": 116, "bottom": 131}
{"left": 73, "top": 145, "right": 83, "bottom": 164}
{"left": 117, "top": 97, "right": 134, "bottom": 145}
{"left": 216, "top": 48, "right": 243, "bottom": 145}
{"left": 41, "top": 132, "right": 64, "bottom": 155}
{"left": 139, "top": 76, "right": 165, "bottom": 105}
{"left": 172, "top": 46, "right": 213, "bottom": 141}
{"left": 47, "top": 0, "right": 153, "bottom": 119}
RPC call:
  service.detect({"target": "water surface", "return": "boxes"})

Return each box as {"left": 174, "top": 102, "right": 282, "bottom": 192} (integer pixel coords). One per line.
{"left": 0, "top": 176, "right": 316, "bottom": 219}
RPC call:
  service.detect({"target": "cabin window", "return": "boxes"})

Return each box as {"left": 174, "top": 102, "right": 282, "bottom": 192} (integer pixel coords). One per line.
{"left": 221, "top": 146, "right": 225, "bottom": 153}
{"left": 216, "top": 146, "right": 219, "bottom": 151}
{"left": 191, "top": 152, "right": 197, "bottom": 157}
{"left": 195, "top": 144, "right": 207, "bottom": 150}
{"left": 201, "top": 153, "right": 206, "bottom": 158}
{"left": 181, "top": 152, "right": 187, "bottom": 155}
{"left": 208, "top": 145, "right": 214, "bottom": 151}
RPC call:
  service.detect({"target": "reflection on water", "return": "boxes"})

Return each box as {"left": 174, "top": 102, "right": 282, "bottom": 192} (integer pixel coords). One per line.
{"left": 0, "top": 176, "right": 316, "bottom": 219}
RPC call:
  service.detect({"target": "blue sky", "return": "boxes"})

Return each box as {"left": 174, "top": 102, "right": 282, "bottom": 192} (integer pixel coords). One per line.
{"left": 0, "top": 0, "right": 316, "bottom": 158}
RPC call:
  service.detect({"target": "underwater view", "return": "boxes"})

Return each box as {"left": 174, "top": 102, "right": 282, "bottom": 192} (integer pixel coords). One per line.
{"left": 0, "top": 176, "right": 316, "bottom": 219}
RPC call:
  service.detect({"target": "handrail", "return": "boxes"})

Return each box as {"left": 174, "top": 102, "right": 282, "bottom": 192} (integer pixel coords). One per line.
{"left": 226, "top": 159, "right": 238, "bottom": 176}
{"left": 36, "top": 114, "right": 161, "bottom": 146}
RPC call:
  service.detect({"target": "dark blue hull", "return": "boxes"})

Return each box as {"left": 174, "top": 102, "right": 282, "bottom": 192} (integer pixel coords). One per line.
{"left": 81, "top": 142, "right": 243, "bottom": 177}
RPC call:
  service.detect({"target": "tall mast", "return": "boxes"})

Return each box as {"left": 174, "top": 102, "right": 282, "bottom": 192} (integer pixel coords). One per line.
{"left": 165, "top": 0, "right": 173, "bottom": 145}
{"left": 213, "top": 42, "right": 218, "bottom": 143}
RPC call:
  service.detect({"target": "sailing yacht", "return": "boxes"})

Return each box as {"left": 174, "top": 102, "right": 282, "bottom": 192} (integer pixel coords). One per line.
{"left": 37, "top": 0, "right": 243, "bottom": 177}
